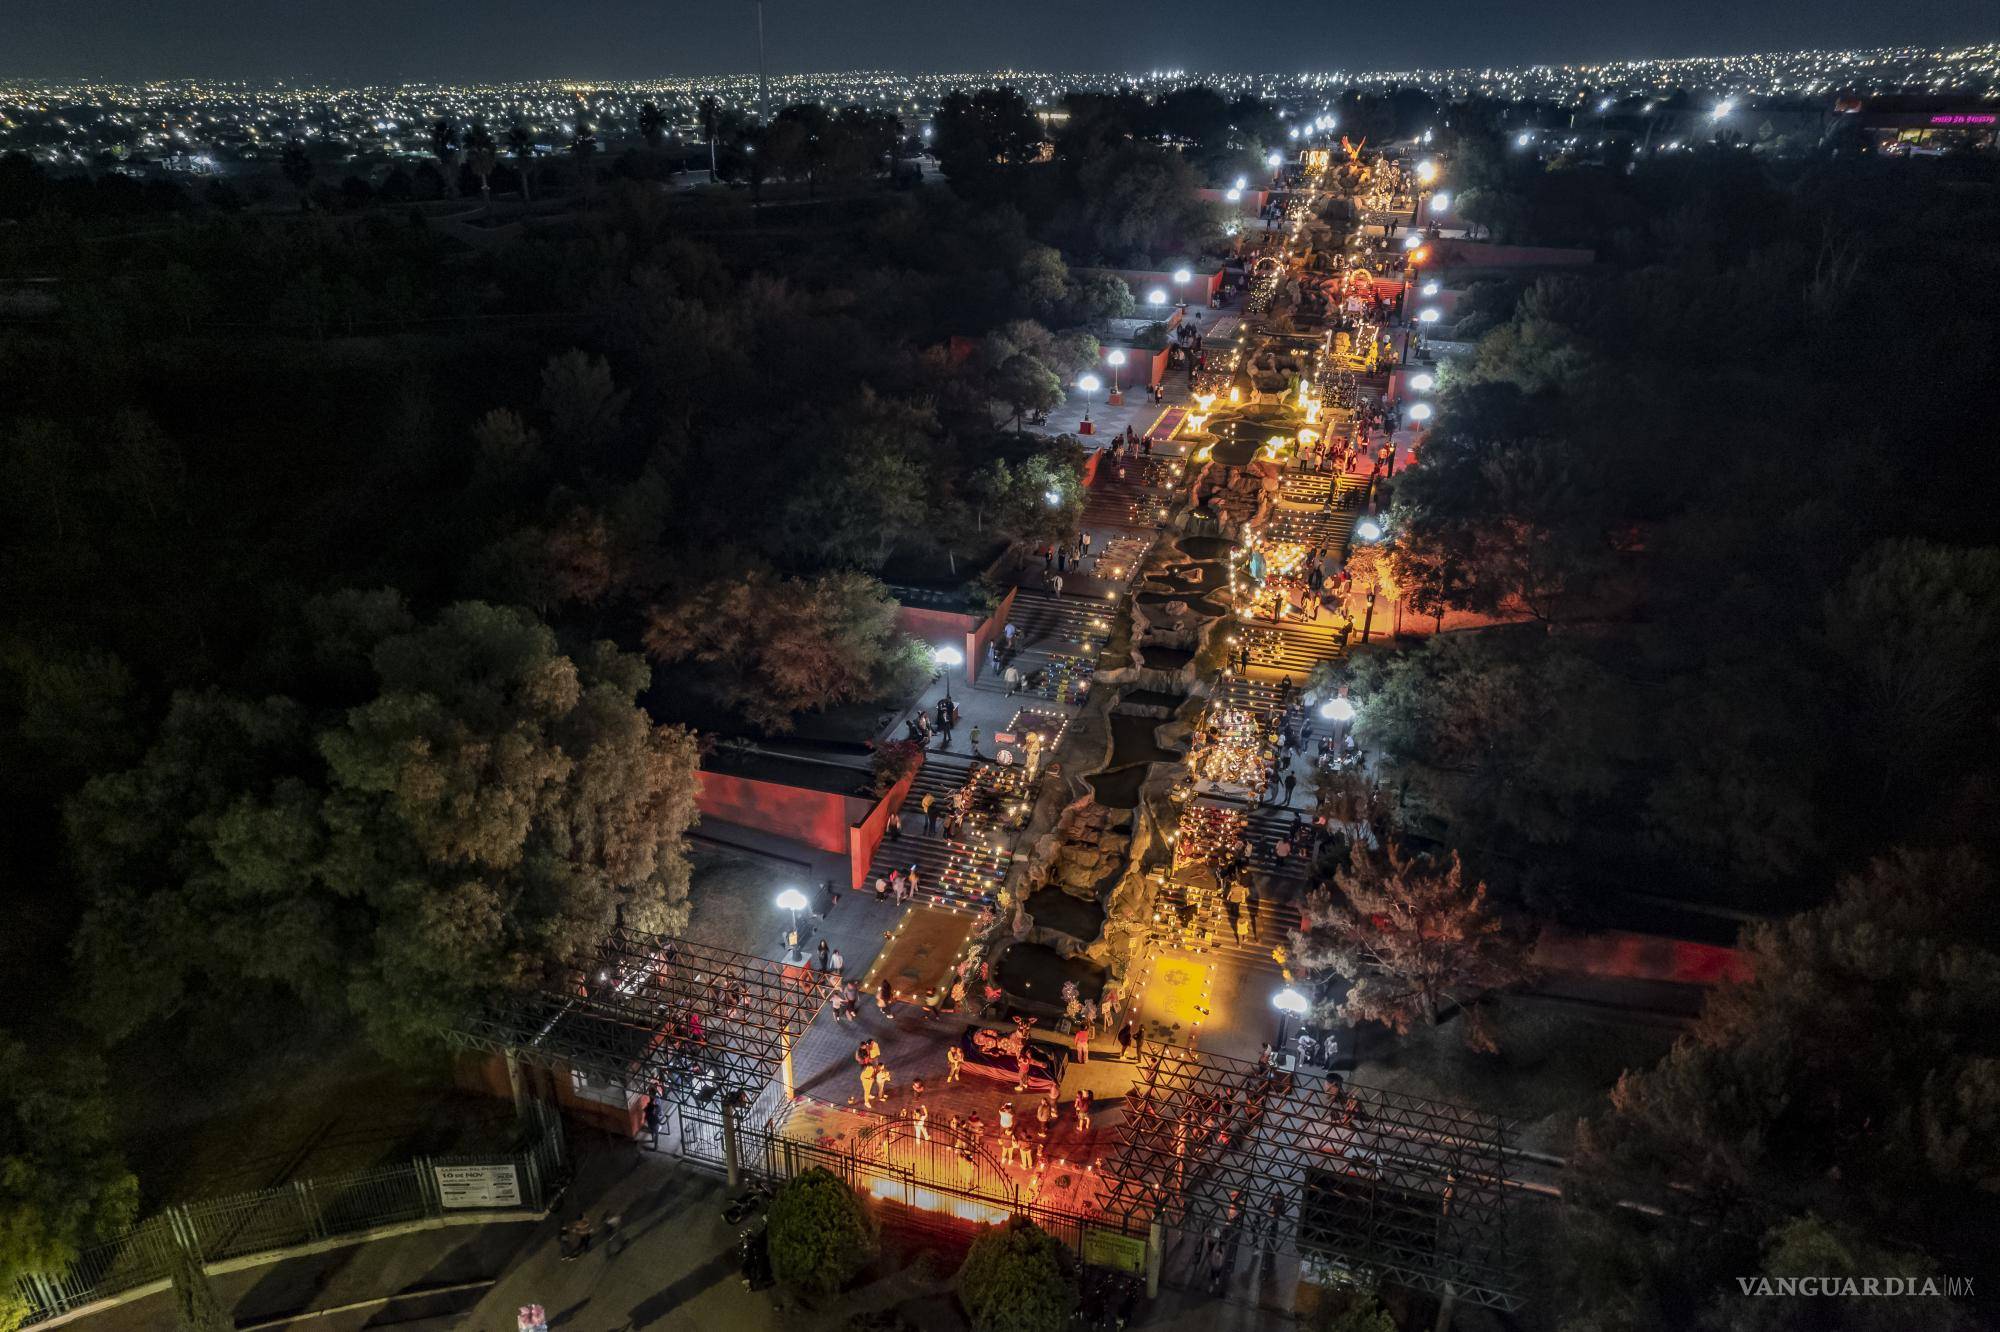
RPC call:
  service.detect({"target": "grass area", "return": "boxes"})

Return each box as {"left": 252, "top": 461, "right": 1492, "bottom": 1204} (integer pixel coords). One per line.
{"left": 685, "top": 848, "right": 797, "bottom": 952}
{"left": 1350, "top": 996, "right": 1679, "bottom": 1155}
{"left": 118, "top": 1034, "right": 519, "bottom": 1207}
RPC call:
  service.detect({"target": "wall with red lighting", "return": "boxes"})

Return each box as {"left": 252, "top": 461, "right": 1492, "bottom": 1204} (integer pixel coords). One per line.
{"left": 849, "top": 764, "right": 920, "bottom": 889}
{"left": 964, "top": 586, "right": 1018, "bottom": 685}
{"left": 1092, "top": 268, "right": 1225, "bottom": 309}
{"left": 696, "top": 771, "right": 863, "bottom": 858}
{"left": 1535, "top": 926, "right": 1752, "bottom": 985}
{"left": 1428, "top": 239, "right": 1596, "bottom": 270}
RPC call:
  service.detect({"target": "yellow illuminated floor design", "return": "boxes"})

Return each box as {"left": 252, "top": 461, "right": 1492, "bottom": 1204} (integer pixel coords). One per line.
{"left": 1126, "top": 949, "right": 1215, "bottom": 1051}
{"left": 858, "top": 905, "right": 977, "bottom": 1004}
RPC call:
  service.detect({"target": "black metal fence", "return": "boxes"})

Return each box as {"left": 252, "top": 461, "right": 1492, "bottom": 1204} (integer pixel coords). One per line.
{"left": 13, "top": 1101, "right": 565, "bottom": 1326}
{"left": 675, "top": 1101, "right": 1145, "bottom": 1271}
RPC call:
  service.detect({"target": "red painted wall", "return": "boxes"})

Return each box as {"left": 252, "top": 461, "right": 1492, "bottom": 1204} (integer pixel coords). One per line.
{"left": 965, "top": 585, "right": 1018, "bottom": 684}
{"left": 696, "top": 772, "right": 856, "bottom": 857}
{"left": 1534, "top": 926, "right": 1752, "bottom": 985}
{"left": 1094, "top": 268, "right": 1225, "bottom": 308}
{"left": 848, "top": 764, "right": 920, "bottom": 889}
{"left": 1428, "top": 239, "right": 1595, "bottom": 269}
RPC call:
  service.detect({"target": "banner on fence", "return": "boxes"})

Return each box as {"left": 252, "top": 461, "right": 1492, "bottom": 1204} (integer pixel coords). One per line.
{"left": 1083, "top": 1227, "right": 1148, "bottom": 1275}
{"left": 434, "top": 1164, "right": 521, "bottom": 1209}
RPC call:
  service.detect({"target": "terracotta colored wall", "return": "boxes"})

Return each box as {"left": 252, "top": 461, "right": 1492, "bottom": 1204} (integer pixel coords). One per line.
{"left": 1429, "top": 239, "right": 1595, "bottom": 269}
{"left": 848, "top": 764, "right": 921, "bottom": 889}
{"left": 965, "top": 585, "right": 1019, "bottom": 684}
{"left": 1096, "top": 268, "right": 1225, "bottom": 307}
{"left": 696, "top": 772, "right": 853, "bottom": 857}
{"left": 1534, "top": 926, "right": 1752, "bottom": 985}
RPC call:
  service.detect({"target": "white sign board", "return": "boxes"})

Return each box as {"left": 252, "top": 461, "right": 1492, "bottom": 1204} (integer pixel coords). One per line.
{"left": 434, "top": 1164, "right": 522, "bottom": 1209}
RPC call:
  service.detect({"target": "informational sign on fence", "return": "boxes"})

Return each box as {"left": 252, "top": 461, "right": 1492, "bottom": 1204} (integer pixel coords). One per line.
{"left": 434, "top": 1164, "right": 521, "bottom": 1209}
{"left": 1082, "top": 1227, "right": 1148, "bottom": 1275}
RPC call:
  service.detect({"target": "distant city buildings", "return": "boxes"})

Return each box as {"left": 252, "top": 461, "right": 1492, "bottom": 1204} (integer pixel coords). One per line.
{"left": 2, "top": 43, "right": 1994, "bottom": 169}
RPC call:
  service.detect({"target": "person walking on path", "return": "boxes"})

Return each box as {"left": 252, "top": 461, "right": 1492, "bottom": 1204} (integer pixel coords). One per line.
{"left": 1050, "top": 573, "right": 1064, "bottom": 598}
{"left": 830, "top": 948, "right": 845, "bottom": 977}
{"left": 1117, "top": 1020, "right": 1134, "bottom": 1060}
{"left": 969, "top": 726, "right": 982, "bottom": 758}
{"left": 922, "top": 792, "right": 937, "bottom": 833}
{"left": 816, "top": 938, "right": 829, "bottom": 972}
{"left": 1283, "top": 770, "right": 1298, "bottom": 805}
{"left": 946, "top": 1045, "right": 964, "bottom": 1083}
{"left": 1073, "top": 1026, "right": 1090, "bottom": 1064}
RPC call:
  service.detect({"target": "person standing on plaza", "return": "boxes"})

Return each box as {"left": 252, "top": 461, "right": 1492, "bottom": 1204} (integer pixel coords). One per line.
{"left": 913, "top": 1101, "right": 930, "bottom": 1143}
{"left": 816, "top": 938, "right": 829, "bottom": 972}
{"left": 1073, "top": 1025, "right": 1090, "bottom": 1063}
{"left": 946, "top": 1045, "right": 964, "bottom": 1084}
{"left": 1117, "top": 1020, "right": 1134, "bottom": 1060}
{"left": 1074, "top": 1088, "right": 1094, "bottom": 1133}
{"left": 830, "top": 947, "right": 845, "bottom": 977}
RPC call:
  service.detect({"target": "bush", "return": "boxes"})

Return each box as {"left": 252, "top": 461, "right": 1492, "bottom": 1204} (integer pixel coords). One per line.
{"left": 767, "top": 1168, "right": 877, "bottom": 1298}
{"left": 957, "top": 1218, "right": 1076, "bottom": 1332}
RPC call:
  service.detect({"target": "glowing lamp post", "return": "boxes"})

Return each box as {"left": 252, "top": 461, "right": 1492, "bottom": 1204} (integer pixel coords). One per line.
{"left": 1107, "top": 348, "right": 1126, "bottom": 404}
{"left": 1408, "top": 402, "right": 1433, "bottom": 423}
{"left": 1077, "top": 373, "right": 1102, "bottom": 434}
{"left": 1273, "top": 986, "right": 1309, "bottom": 1051}
{"left": 933, "top": 643, "right": 962, "bottom": 705}
{"left": 1319, "top": 693, "right": 1356, "bottom": 761}
{"left": 1173, "top": 267, "right": 1192, "bottom": 310}
{"left": 776, "top": 886, "right": 809, "bottom": 961}
{"left": 1409, "top": 372, "right": 1435, "bottom": 393}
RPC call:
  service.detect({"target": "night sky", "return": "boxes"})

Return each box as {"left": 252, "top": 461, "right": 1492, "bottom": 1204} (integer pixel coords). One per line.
{"left": 5, "top": 0, "right": 1992, "bottom": 84}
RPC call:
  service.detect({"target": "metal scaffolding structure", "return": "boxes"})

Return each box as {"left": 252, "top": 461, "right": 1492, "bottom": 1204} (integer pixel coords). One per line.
{"left": 452, "top": 929, "right": 1518, "bottom": 1309}
{"left": 450, "top": 927, "right": 828, "bottom": 1112}
{"left": 1098, "top": 1043, "right": 1519, "bottom": 1311}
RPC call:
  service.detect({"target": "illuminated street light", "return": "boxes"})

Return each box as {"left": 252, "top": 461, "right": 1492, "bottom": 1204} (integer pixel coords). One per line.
{"left": 1430, "top": 190, "right": 1451, "bottom": 212}
{"left": 1354, "top": 519, "right": 1383, "bottom": 543}
{"left": 1267, "top": 151, "right": 1282, "bottom": 167}
{"left": 1415, "top": 158, "right": 1438, "bottom": 184}
{"left": 1409, "top": 402, "right": 1433, "bottom": 422}
{"left": 1273, "top": 986, "right": 1309, "bottom": 1050}
{"left": 1173, "top": 267, "right": 1191, "bottom": 308}
{"left": 1403, "top": 233, "right": 1421, "bottom": 250}
{"left": 1225, "top": 187, "right": 1241, "bottom": 202}
{"left": 1410, "top": 372, "right": 1435, "bottom": 392}
{"left": 1418, "top": 308, "right": 1440, "bottom": 324}
{"left": 1422, "top": 280, "right": 1440, "bottom": 296}
{"left": 1318, "top": 698, "right": 1356, "bottom": 722}
{"left": 776, "top": 886, "right": 809, "bottom": 958}
{"left": 933, "top": 644, "right": 963, "bottom": 704}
